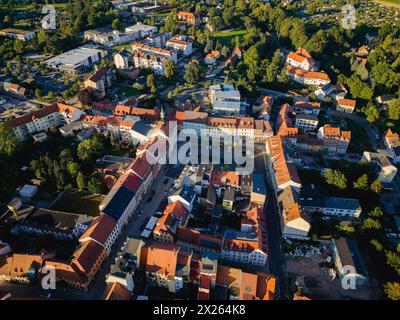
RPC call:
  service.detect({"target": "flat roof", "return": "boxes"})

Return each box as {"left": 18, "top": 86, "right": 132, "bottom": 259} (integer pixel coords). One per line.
{"left": 45, "top": 45, "right": 105, "bottom": 68}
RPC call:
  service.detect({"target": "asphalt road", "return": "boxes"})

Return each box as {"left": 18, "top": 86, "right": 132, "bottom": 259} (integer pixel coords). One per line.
{"left": 254, "top": 144, "right": 288, "bottom": 300}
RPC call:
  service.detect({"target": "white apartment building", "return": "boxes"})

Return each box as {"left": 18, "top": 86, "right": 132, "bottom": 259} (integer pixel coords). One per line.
{"left": 362, "top": 151, "right": 398, "bottom": 184}
{"left": 302, "top": 197, "right": 362, "bottom": 219}
{"left": 132, "top": 42, "right": 177, "bottom": 75}
{"left": 166, "top": 35, "right": 193, "bottom": 56}
{"left": 286, "top": 48, "right": 315, "bottom": 71}
{"left": 295, "top": 114, "right": 319, "bottom": 132}
{"left": 10, "top": 103, "right": 85, "bottom": 141}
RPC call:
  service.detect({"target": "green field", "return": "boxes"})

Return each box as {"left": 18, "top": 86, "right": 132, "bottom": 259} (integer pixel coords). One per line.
{"left": 213, "top": 29, "right": 247, "bottom": 46}
{"left": 112, "top": 44, "right": 132, "bottom": 51}
{"left": 376, "top": 0, "right": 400, "bottom": 8}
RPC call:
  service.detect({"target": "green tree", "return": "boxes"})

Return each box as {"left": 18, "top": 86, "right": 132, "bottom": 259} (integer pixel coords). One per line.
{"left": 384, "top": 282, "right": 400, "bottom": 300}
{"left": 0, "top": 122, "right": 19, "bottom": 157}
{"left": 147, "top": 74, "right": 156, "bottom": 91}
{"left": 386, "top": 250, "right": 400, "bottom": 276}
{"left": 353, "top": 174, "right": 368, "bottom": 191}
{"left": 368, "top": 207, "right": 384, "bottom": 218}
{"left": 34, "top": 88, "right": 42, "bottom": 99}
{"left": 370, "top": 179, "right": 383, "bottom": 194}
{"left": 323, "top": 169, "right": 347, "bottom": 189}
{"left": 388, "top": 98, "right": 400, "bottom": 121}
{"left": 67, "top": 161, "right": 79, "bottom": 178}
{"left": 87, "top": 172, "right": 104, "bottom": 194}
{"left": 111, "top": 18, "right": 121, "bottom": 31}
{"left": 76, "top": 172, "right": 86, "bottom": 190}
{"left": 164, "top": 60, "right": 175, "bottom": 79}
{"left": 363, "top": 103, "right": 380, "bottom": 123}
{"left": 370, "top": 239, "right": 383, "bottom": 252}
{"left": 77, "top": 136, "right": 104, "bottom": 163}
{"left": 346, "top": 74, "right": 374, "bottom": 101}
{"left": 362, "top": 217, "right": 382, "bottom": 230}
{"left": 184, "top": 61, "right": 201, "bottom": 85}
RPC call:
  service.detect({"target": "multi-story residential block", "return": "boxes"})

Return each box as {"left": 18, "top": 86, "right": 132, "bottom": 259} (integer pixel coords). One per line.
{"left": 286, "top": 67, "right": 331, "bottom": 86}
{"left": 317, "top": 125, "right": 351, "bottom": 154}
{"left": 168, "top": 186, "right": 197, "bottom": 212}
{"left": 266, "top": 136, "right": 302, "bottom": 193}
{"left": 362, "top": 151, "right": 398, "bottom": 184}
{"left": 276, "top": 103, "right": 298, "bottom": 139}
{"left": 336, "top": 98, "right": 356, "bottom": 113}
{"left": 79, "top": 214, "right": 119, "bottom": 255}
{"left": 153, "top": 201, "right": 189, "bottom": 244}
{"left": 286, "top": 48, "right": 316, "bottom": 71}
{"left": 253, "top": 95, "right": 273, "bottom": 120}
{"left": 132, "top": 42, "right": 177, "bottom": 75}
{"left": 105, "top": 237, "right": 142, "bottom": 292}
{"left": 209, "top": 84, "right": 241, "bottom": 116}
{"left": 295, "top": 114, "right": 319, "bottom": 132}
{"left": 44, "top": 45, "right": 107, "bottom": 73}
{"left": 9, "top": 103, "right": 86, "bottom": 141}
{"left": 166, "top": 35, "right": 193, "bottom": 56}
{"left": 0, "top": 28, "right": 35, "bottom": 41}
{"left": 176, "top": 226, "right": 222, "bottom": 254}
{"left": 177, "top": 11, "right": 200, "bottom": 26}
{"left": 175, "top": 110, "right": 208, "bottom": 134}
{"left": 292, "top": 101, "right": 321, "bottom": 116}
{"left": 277, "top": 186, "right": 310, "bottom": 239}
{"left": 204, "top": 50, "right": 221, "bottom": 65}
{"left": 332, "top": 238, "right": 369, "bottom": 286}
{"left": 220, "top": 230, "right": 268, "bottom": 266}
{"left": 384, "top": 129, "right": 400, "bottom": 163}
{"left": 302, "top": 197, "right": 362, "bottom": 218}
{"left": 216, "top": 265, "right": 276, "bottom": 300}
{"left": 84, "top": 66, "right": 115, "bottom": 93}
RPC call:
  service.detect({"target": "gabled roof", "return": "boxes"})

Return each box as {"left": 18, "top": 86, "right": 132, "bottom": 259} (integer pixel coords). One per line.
{"left": 79, "top": 214, "right": 117, "bottom": 246}
{"left": 101, "top": 282, "right": 131, "bottom": 300}
{"left": 71, "top": 240, "right": 105, "bottom": 275}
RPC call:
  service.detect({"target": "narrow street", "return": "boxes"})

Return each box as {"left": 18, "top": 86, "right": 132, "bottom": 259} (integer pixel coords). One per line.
{"left": 254, "top": 144, "right": 288, "bottom": 299}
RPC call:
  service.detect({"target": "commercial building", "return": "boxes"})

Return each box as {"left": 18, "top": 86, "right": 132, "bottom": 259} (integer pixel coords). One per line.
{"left": 44, "top": 45, "right": 107, "bottom": 73}
{"left": 209, "top": 84, "right": 241, "bottom": 116}
{"left": 0, "top": 28, "right": 35, "bottom": 41}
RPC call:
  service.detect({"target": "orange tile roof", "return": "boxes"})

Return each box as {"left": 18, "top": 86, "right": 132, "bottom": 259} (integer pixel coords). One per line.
{"left": 287, "top": 48, "right": 314, "bottom": 65}
{"left": 216, "top": 265, "right": 276, "bottom": 300}
{"left": 276, "top": 103, "right": 299, "bottom": 137}
{"left": 267, "top": 136, "right": 301, "bottom": 187}
{"left": 210, "top": 169, "right": 239, "bottom": 186}
{"left": 101, "top": 282, "right": 131, "bottom": 300}
{"left": 71, "top": 240, "right": 105, "bottom": 276}
{"left": 337, "top": 98, "right": 356, "bottom": 109}
{"left": 129, "top": 153, "right": 151, "bottom": 179}
{"left": 153, "top": 201, "right": 188, "bottom": 236}
{"left": 140, "top": 242, "right": 180, "bottom": 276}
{"left": 79, "top": 214, "right": 117, "bottom": 246}
{"left": 385, "top": 129, "right": 400, "bottom": 146}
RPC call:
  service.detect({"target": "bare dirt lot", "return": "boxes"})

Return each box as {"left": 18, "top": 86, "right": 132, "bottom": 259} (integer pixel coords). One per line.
{"left": 285, "top": 241, "right": 380, "bottom": 300}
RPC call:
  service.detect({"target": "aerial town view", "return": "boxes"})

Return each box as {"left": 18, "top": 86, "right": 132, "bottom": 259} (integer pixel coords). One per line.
{"left": 0, "top": 0, "right": 400, "bottom": 306}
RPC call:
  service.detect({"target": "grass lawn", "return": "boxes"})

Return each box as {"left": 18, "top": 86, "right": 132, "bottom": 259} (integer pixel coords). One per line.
{"left": 117, "top": 84, "right": 141, "bottom": 97}
{"left": 112, "top": 44, "right": 132, "bottom": 51}
{"left": 50, "top": 188, "right": 105, "bottom": 216}
{"left": 213, "top": 29, "right": 247, "bottom": 47}
{"left": 376, "top": 0, "right": 400, "bottom": 8}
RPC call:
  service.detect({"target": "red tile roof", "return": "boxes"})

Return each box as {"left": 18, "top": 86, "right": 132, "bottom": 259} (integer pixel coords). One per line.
{"left": 79, "top": 214, "right": 117, "bottom": 246}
